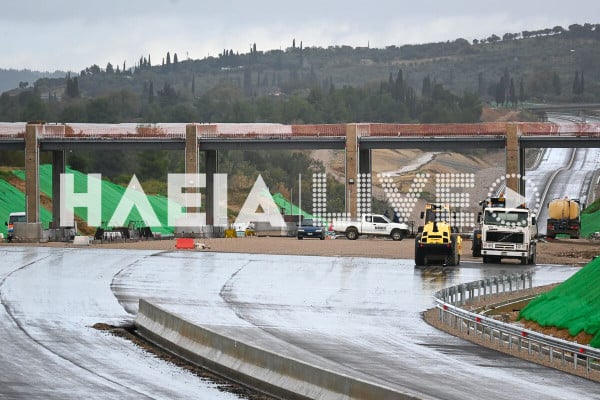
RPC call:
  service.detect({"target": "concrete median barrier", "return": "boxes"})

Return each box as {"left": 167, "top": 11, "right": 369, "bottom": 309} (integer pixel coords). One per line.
{"left": 135, "top": 299, "right": 417, "bottom": 400}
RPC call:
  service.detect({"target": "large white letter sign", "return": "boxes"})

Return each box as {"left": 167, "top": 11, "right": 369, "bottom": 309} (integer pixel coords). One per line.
{"left": 167, "top": 173, "right": 204, "bottom": 227}
{"left": 235, "top": 175, "right": 285, "bottom": 228}
{"left": 60, "top": 173, "right": 102, "bottom": 227}
{"left": 109, "top": 174, "right": 161, "bottom": 227}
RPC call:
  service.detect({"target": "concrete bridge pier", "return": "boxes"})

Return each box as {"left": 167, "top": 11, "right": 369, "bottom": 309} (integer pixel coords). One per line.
{"left": 51, "top": 150, "right": 65, "bottom": 228}
{"left": 24, "top": 123, "right": 42, "bottom": 241}
{"left": 345, "top": 124, "right": 358, "bottom": 218}
{"left": 185, "top": 124, "right": 199, "bottom": 179}
{"left": 345, "top": 124, "right": 372, "bottom": 219}
{"left": 505, "top": 124, "right": 526, "bottom": 197}
{"left": 182, "top": 124, "right": 220, "bottom": 236}
{"left": 359, "top": 145, "right": 372, "bottom": 215}
{"left": 204, "top": 149, "right": 218, "bottom": 226}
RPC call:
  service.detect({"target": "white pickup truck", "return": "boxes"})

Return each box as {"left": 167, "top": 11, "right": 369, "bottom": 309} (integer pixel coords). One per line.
{"left": 332, "top": 213, "right": 410, "bottom": 241}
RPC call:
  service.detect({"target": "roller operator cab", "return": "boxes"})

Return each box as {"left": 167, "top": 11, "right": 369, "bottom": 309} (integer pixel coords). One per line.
{"left": 414, "top": 203, "right": 462, "bottom": 266}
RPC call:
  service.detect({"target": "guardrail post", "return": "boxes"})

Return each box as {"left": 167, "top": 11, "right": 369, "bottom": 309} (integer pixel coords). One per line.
{"left": 587, "top": 355, "right": 590, "bottom": 373}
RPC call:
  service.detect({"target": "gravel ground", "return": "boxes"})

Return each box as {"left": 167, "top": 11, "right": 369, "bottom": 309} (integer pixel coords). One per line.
{"left": 4, "top": 235, "right": 597, "bottom": 267}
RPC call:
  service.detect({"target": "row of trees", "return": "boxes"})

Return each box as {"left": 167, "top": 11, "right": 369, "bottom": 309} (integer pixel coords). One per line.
{"left": 473, "top": 23, "right": 600, "bottom": 44}
{"left": 0, "top": 68, "right": 482, "bottom": 125}
{"left": 489, "top": 68, "right": 588, "bottom": 106}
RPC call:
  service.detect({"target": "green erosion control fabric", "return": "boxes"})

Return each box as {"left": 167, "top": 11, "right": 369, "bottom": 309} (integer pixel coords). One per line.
{"left": 581, "top": 212, "right": 600, "bottom": 238}
{"left": 272, "top": 192, "right": 314, "bottom": 219}
{"left": 13, "top": 165, "right": 175, "bottom": 234}
{"left": 0, "top": 179, "right": 52, "bottom": 236}
{"left": 519, "top": 257, "right": 600, "bottom": 347}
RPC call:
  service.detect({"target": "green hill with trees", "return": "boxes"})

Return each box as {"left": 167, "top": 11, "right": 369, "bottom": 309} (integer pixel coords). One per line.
{"left": 1, "top": 22, "right": 599, "bottom": 126}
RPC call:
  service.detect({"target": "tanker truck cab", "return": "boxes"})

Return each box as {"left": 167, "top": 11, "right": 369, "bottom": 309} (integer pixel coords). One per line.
{"left": 479, "top": 201, "right": 537, "bottom": 265}
{"left": 5, "top": 212, "right": 26, "bottom": 242}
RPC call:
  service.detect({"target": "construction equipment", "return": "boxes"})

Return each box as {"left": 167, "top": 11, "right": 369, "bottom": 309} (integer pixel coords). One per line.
{"left": 474, "top": 197, "right": 537, "bottom": 265}
{"left": 546, "top": 197, "right": 581, "bottom": 239}
{"left": 414, "top": 203, "right": 462, "bottom": 266}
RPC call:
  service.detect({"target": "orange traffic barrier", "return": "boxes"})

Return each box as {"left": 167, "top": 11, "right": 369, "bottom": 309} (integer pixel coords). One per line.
{"left": 175, "top": 238, "right": 195, "bottom": 249}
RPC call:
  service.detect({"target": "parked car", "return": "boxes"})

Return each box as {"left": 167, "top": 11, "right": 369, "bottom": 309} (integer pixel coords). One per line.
{"left": 297, "top": 219, "right": 325, "bottom": 240}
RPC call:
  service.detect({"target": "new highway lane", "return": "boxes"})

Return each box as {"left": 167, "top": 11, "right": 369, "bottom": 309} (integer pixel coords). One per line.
{"left": 1, "top": 246, "right": 598, "bottom": 399}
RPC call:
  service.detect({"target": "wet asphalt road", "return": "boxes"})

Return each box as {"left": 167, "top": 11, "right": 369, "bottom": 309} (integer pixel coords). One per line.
{"left": 1, "top": 246, "right": 598, "bottom": 399}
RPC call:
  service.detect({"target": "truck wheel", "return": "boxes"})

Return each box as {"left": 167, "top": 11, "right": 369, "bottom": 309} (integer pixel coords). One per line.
{"left": 482, "top": 255, "right": 490, "bottom": 264}
{"left": 320, "top": 234, "right": 325, "bottom": 240}
{"left": 297, "top": 235, "right": 303, "bottom": 240}
{"left": 528, "top": 245, "right": 536, "bottom": 264}
{"left": 346, "top": 228, "right": 359, "bottom": 240}
{"left": 528, "top": 251, "right": 536, "bottom": 264}
{"left": 520, "top": 257, "right": 528, "bottom": 265}
{"left": 391, "top": 229, "right": 404, "bottom": 241}
{"left": 445, "top": 238, "right": 460, "bottom": 266}
{"left": 415, "top": 239, "right": 425, "bottom": 266}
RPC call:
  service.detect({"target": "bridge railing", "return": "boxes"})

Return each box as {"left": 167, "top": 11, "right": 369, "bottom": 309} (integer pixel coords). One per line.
{"left": 195, "top": 123, "right": 347, "bottom": 139}
{"left": 2, "top": 122, "right": 600, "bottom": 139}
{"left": 365, "top": 123, "right": 508, "bottom": 137}
{"left": 0, "top": 123, "right": 26, "bottom": 138}
{"left": 40, "top": 123, "right": 187, "bottom": 139}
{"left": 520, "top": 122, "right": 600, "bottom": 136}
{"left": 433, "top": 273, "right": 600, "bottom": 377}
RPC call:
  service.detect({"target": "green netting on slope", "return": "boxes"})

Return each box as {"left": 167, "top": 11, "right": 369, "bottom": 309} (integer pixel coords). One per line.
{"left": 0, "top": 180, "right": 53, "bottom": 236}
{"left": 13, "top": 165, "right": 176, "bottom": 234}
{"left": 519, "top": 257, "right": 600, "bottom": 347}
{"left": 581, "top": 212, "right": 600, "bottom": 238}
{"left": 272, "top": 192, "right": 314, "bottom": 219}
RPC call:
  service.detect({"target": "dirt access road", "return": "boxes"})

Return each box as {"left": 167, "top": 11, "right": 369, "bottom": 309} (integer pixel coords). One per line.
{"left": 7, "top": 235, "right": 597, "bottom": 267}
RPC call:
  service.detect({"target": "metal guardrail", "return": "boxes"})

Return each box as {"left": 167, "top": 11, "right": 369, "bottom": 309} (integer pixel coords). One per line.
{"left": 433, "top": 273, "right": 600, "bottom": 375}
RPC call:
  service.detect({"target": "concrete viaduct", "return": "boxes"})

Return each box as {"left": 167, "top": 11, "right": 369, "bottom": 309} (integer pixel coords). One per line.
{"left": 0, "top": 121, "right": 599, "bottom": 241}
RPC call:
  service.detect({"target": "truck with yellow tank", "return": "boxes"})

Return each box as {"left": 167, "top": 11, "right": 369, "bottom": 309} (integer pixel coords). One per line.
{"left": 546, "top": 197, "right": 581, "bottom": 239}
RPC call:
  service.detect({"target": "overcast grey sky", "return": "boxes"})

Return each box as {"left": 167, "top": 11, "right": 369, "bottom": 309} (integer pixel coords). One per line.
{"left": 1, "top": 0, "right": 597, "bottom": 72}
